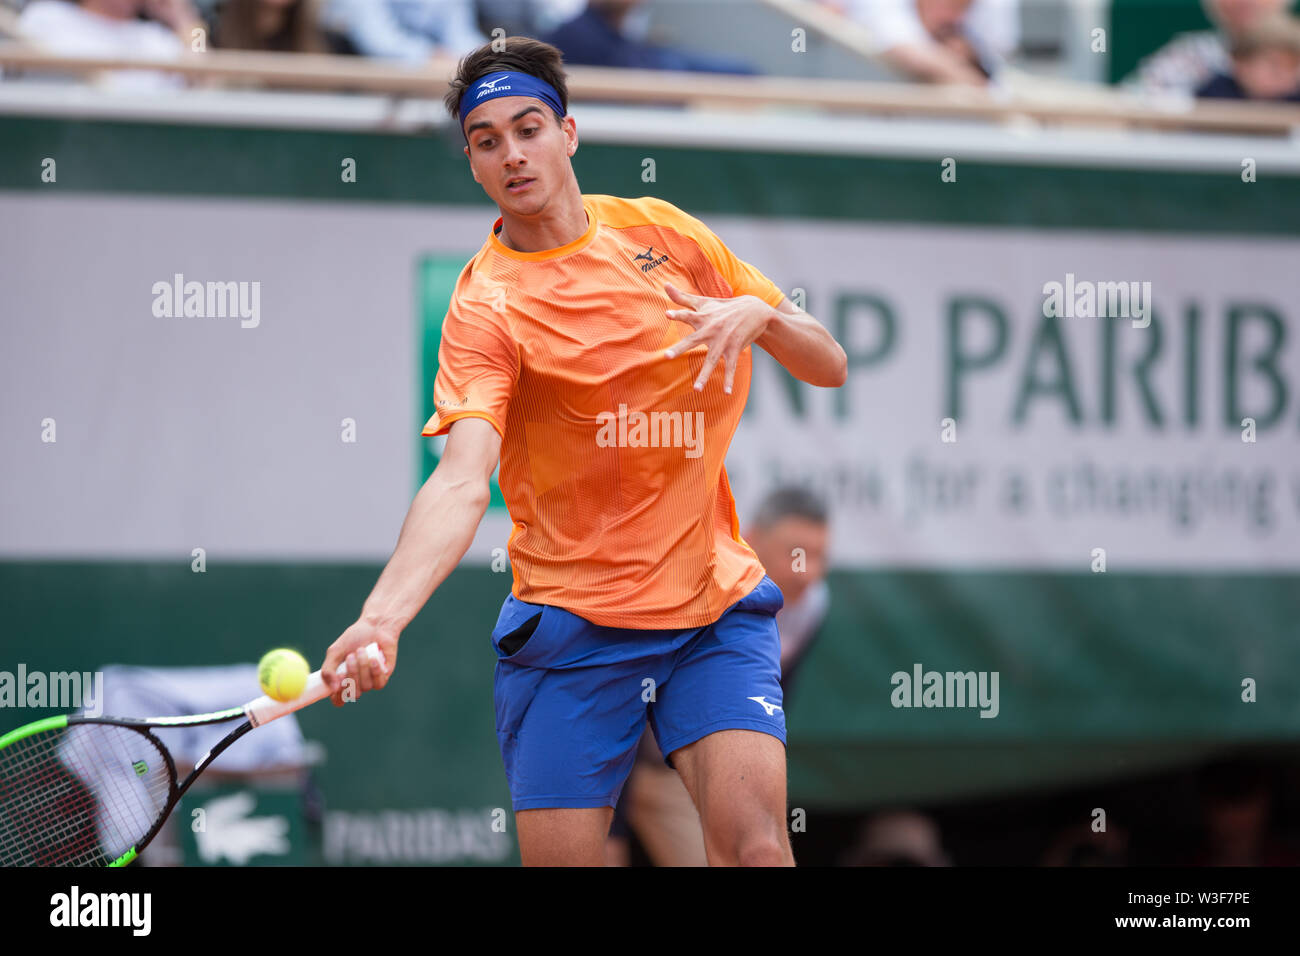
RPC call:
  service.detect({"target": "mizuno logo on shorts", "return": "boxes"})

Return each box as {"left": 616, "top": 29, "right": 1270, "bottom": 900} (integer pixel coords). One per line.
{"left": 748, "top": 696, "right": 783, "bottom": 716}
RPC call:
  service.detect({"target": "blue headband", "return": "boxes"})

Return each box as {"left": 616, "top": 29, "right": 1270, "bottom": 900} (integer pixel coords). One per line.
{"left": 459, "top": 71, "right": 565, "bottom": 141}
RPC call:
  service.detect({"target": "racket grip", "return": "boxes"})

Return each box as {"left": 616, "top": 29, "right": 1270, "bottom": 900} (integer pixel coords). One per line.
{"left": 245, "top": 642, "right": 387, "bottom": 728}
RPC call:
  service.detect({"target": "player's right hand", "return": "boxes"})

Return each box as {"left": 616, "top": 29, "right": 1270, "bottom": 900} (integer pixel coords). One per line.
{"left": 322, "top": 620, "right": 399, "bottom": 707}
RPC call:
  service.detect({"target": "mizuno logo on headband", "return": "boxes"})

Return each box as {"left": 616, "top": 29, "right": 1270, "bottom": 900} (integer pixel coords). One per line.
{"left": 459, "top": 71, "right": 566, "bottom": 142}
{"left": 477, "top": 75, "right": 511, "bottom": 97}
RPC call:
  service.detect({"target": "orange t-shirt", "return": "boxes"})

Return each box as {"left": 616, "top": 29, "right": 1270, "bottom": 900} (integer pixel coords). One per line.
{"left": 421, "top": 194, "right": 786, "bottom": 629}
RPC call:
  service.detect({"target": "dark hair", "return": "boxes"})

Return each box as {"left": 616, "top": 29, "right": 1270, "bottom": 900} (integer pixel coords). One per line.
{"left": 215, "top": 0, "right": 330, "bottom": 54}
{"left": 1230, "top": 14, "right": 1300, "bottom": 59}
{"left": 752, "top": 485, "right": 829, "bottom": 530}
{"left": 444, "top": 36, "right": 569, "bottom": 129}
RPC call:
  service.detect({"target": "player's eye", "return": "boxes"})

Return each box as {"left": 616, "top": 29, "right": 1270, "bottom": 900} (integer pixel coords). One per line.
{"left": 521, "top": 127, "right": 537, "bottom": 136}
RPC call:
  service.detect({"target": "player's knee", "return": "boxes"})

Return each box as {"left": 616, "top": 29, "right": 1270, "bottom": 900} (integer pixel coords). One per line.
{"left": 704, "top": 805, "right": 788, "bottom": 865}
{"left": 735, "top": 832, "right": 788, "bottom": 867}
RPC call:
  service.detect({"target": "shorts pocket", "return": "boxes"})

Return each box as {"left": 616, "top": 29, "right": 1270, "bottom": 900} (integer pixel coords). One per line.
{"left": 498, "top": 610, "right": 543, "bottom": 658}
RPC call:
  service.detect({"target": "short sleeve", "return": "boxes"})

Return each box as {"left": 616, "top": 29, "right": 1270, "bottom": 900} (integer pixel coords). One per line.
{"left": 696, "top": 229, "right": 785, "bottom": 309}
{"left": 420, "top": 286, "right": 518, "bottom": 440}
{"left": 655, "top": 201, "right": 785, "bottom": 309}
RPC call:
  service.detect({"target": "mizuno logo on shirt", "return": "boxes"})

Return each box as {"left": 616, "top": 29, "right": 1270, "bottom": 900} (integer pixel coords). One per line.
{"left": 748, "top": 696, "right": 784, "bottom": 716}
{"left": 634, "top": 246, "right": 668, "bottom": 273}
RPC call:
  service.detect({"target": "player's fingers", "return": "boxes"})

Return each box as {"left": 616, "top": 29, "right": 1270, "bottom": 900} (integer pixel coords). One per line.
{"left": 335, "top": 650, "right": 357, "bottom": 703}
{"left": 694, "top": 349, "right": 719, "bottom": 391}
{"left": 663, "top": 282, "right": 701, "bottom": 307}
{"left": 357, "top": 649, "right": 375, "bottom": 693}
{"left": 370, "top": 650, "right": 387, "bottom": 691}
{"left": 345, "top": 650, "right": 366, "bottom": 697}
{"left": 723, "top": 352, "right": 737, "bottom": 395}
{"left": 664, "top": 330, "right": 701, "bottom": 359}
{"left": 321, "top": 645, "right": 342, "bottom": 692}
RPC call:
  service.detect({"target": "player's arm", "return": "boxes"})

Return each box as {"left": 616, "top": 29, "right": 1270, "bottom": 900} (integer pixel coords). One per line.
{"left": 322, "top": 416, "right": 501, "bottom": 704}
{"left": 664, "top": 284, "right": 847, "bottom": 392}
{"left": 755, "top": 295, "right": 849, "bottom": 388}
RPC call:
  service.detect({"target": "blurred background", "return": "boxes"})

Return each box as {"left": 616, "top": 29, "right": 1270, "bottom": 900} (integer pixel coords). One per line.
{"left": 1, "top": 0, "right": 1298, "bottom": 866}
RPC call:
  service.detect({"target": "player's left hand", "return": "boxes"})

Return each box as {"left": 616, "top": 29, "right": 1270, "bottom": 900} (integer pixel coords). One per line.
{"left": 662, "top": 282, "right": 774, "bottom": 395}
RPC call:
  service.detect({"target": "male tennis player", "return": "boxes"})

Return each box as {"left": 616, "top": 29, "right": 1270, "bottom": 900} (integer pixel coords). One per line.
{"left": 322, "top": 36, "right": 846, "bottom": 866}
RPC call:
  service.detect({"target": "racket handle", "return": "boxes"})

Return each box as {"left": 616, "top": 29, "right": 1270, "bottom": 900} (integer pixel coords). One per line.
{"left": 245, "top": 642, "right": 387, "bottom": 728}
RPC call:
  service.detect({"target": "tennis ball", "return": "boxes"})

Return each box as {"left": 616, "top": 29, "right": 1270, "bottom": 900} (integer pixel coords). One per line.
{"left": 258, "top": 648, "right": 309, "bottom": 702}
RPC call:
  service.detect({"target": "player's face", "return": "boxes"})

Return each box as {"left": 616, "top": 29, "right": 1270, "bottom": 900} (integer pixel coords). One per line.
{"left": 462, "top": 96, "right": 577, "bottom": 216}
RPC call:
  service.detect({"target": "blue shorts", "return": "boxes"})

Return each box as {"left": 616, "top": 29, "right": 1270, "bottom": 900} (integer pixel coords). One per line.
{"left": 489, "top": 575, "right": 787, "bottom": 812}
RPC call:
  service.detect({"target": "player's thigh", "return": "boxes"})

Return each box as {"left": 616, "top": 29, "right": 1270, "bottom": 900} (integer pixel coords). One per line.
{"left": 516, "top": 807, "right": 614, "bottom": 866}
{"left": 670, "top": 728, "right": 789, "bottom": 842}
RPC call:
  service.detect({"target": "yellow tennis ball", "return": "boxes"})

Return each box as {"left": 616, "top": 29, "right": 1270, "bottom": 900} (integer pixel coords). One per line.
{"left": 258, "top": 648, "right": 309, "bottom": 702}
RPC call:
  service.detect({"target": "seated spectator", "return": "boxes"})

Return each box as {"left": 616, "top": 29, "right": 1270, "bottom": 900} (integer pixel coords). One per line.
{"left": 475, "top": 0, "right": 584, "bottom": 38}
{"left": 1127, "top": 0, "right": 1294, "bottom": 96}
{"left": 1040, "top": 820, "right": 1129, "bottom": 866}
{"left": 323, "top": 0, "right": 485, "bottom": 61}
{"left": 841, "top": 809, "right": 952, "bottom": 866}
{"left": 828, "top": 0, "right": 1019, "bottom": 86}
{"left": 211, "top": 0, "right": 356, "bottom": 54}
{"left": 16, "top": 0, "right": 201, "bottom": 91}
{"left": 1197, "top": 13, "right": 1300, "bottom": 100}
{"left": 542, "top": 0, "right": 758, "bottom": 74}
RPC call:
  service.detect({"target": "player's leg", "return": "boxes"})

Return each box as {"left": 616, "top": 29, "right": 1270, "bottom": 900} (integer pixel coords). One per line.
{"left": 489, "top": 598, "right": 674, "bottom": 866}
{"left": 648, "top": 574, "right": 792, "bottom": 866}
{"left": 670, "top": 728, "right": 793, "bottom": 866}
{"left": 625, "top": 733, "right": 708, "bottom": 866}
{"left": 516, "top": 807, "right": 614, "bottom": 866}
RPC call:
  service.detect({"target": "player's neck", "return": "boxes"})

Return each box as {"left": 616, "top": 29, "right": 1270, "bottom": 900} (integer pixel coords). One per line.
{"left": 496, "top": 190, "right": 588, "bottom": 254}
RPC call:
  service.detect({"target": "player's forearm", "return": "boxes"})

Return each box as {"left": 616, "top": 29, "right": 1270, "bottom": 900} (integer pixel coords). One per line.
{"left": 359, "top": 475, "right": 491, "bottom": 632}
{"left": 755, "top": 305, "right": 848, "bottom": 388}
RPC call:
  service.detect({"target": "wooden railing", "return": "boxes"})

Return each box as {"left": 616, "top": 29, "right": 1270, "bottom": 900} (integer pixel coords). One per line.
{"left": 1, "top": 43, "right": 1298, "bottom": 136}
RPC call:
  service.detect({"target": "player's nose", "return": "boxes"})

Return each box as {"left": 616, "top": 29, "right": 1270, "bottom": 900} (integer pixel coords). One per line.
{"left": 500, "top": 134, "right": 524, "bottom": 163}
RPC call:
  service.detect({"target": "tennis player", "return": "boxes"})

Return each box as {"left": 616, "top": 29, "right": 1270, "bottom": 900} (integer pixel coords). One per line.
{"left": 322, "top": 36, "right": 847, "bottom": 866}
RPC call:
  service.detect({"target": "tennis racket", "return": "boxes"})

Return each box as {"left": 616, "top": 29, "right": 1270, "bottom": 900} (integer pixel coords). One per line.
{"left": 0, "top": 642, "right": 386, "bottom": 867}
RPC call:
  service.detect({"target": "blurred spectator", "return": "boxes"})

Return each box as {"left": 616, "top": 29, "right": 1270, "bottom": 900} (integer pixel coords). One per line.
{"left": 541, "top": 0, "right": 758, "bottom": 74}
{"left": 211, "top": 0, "right": 356, "bottom": 54}
{"left": 1197, "top": 13, "right": 1300, "bottom": 99}
{"left": 827, "top": 0, "right": 1020, "bottom": 85}
{"left": 609, "top": 484, "right": 832, "bottom": 866}
{"left": 743, "top": 484, "right": 831, "bottom": 711}
{"left": 1127, "top": 0, "right": 1294, "bottom": 96}
{"left": 322, "top": 0, "right": 485, "bottom": 61}
{"left": 475, "top": 0, "right": 583, "bottom": 37}
{"left": 841, "top": 809, "right": 952, "bottom": 865}
{"left": 1188, "top": 757, "right": 1300, "bottom": 865}
{"left": 16, "top": 0, "right": 201, "bottom": 90}
{"left": 1040, "top": 820, "right": 1129, "bottom": 866}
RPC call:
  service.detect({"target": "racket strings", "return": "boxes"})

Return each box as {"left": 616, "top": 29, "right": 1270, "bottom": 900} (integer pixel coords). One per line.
{"left": 0, "top": 723, "right": 172, "bottom": 867}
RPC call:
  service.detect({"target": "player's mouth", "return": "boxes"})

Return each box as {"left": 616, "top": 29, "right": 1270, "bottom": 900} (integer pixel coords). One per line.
{"left": 505, "top": 176, "right": 535, "bottom": 194}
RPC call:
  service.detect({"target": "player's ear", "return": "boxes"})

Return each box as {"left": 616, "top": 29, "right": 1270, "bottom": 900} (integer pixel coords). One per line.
{"left": 564, "top": 116, "right": 578, "bottom": 157}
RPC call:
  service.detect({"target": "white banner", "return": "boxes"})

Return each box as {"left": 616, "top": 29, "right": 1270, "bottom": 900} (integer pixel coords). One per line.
{"left": 3, "top": 194, "right": 1297, "bottom": 570}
